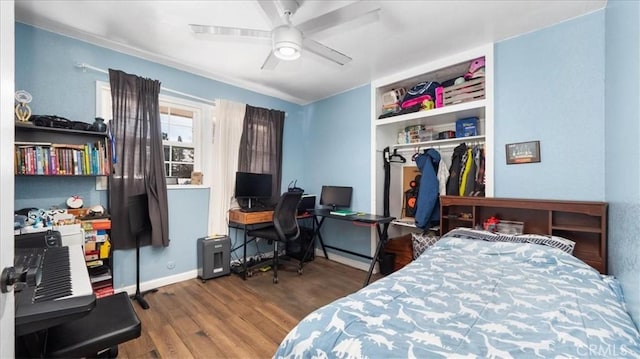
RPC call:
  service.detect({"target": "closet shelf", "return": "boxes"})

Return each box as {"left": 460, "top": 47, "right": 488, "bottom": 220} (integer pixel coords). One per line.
{"left": 392, "top": 135, "right": 484, "bottom": 152}
{"left": 391, "top": 218, "right": 417, "bottom": 228}
{"left": 375, "top": 99, "right": 486, "bottom": 130}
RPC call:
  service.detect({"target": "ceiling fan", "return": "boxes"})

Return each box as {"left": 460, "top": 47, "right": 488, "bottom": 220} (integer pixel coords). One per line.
{"left": 189, "top": 0, "right": 381, "bottom": 70}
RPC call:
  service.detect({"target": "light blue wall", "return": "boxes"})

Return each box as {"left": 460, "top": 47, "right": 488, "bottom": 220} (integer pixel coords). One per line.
{"left": 604, "top": 0, "right": 640, "bottom": 327}
{"left": 494, "top": 11, "right": 606, "bottom": 200}
{"left": 112, "top": 188, "right": 209, "bottom": 288}
{"left": 15, "top": 176, "right": 107, "bottom": 210}
{"left": 14, "top": 23, "right": 304, "bottom": 287}
{"left": 301, "top": 85, "right": 373, "bottom": 260}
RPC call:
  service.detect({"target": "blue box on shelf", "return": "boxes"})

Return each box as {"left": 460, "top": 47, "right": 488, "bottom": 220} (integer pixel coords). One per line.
{"left": 455, "top": 117, "right": 478, "bottom": 138}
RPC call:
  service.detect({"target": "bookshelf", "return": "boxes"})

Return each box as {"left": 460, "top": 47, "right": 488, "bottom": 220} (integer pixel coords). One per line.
{"left": 82, "top": 217, "right": 113, "bottom": 297}
{"left": 439, "top": 196, "right": 608, "bottom": 274}
{"left": 15, "top": 122, "right": 110, "bottom": 176}
{"left": 16, "top": 122, "right": 115, "bottom": 297}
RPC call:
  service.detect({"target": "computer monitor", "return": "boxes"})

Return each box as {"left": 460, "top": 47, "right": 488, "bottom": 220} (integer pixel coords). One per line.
{"left": 320, "top": 186, "right": 353, "bottom": 210}
{"left": 234, "top": 172, "right": 273, "bottom": 207}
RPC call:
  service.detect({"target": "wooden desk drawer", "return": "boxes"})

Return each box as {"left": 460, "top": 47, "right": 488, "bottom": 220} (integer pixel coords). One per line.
{"left": 229, "top": 210, "right": 273, "bottom": 225}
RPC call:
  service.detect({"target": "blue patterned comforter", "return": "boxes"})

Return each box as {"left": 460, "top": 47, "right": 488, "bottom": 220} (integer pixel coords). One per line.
{"left": 274, "top": 233, "right": 640, "bottom": 358}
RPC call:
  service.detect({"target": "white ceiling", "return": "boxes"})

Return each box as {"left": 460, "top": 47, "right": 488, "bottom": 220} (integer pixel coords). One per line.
{"left": 15, "top": 0, "right": 606, "bottom": 105}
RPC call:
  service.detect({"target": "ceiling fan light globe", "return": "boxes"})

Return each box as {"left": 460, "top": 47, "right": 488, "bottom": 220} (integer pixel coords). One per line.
{"left": 273, "top": 25, "right": 302, "bottom": 61}
{"left": 275, "top": 43, "right": 301, "bottom": 60}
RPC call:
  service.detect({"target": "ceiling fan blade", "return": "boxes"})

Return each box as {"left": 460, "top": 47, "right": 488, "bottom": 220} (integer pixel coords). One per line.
{"left": 261, "top": 51, "right": 280, "bottom": 70}
{"left": 257, "top": 0, "right": 286, "bottom": 27}
{"left": 302, "top": 38, "right": 352, "bottom": 66}
{"left": 296, "top": 1, "right": 381, "bottom": 36}
{"left": 189, "top": 24, "right": 271, "bottom": 38}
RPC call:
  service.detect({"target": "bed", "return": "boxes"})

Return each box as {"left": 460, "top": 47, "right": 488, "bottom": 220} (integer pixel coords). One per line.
{"left": 274, "top": 228, "right": 640, "bottom": 358}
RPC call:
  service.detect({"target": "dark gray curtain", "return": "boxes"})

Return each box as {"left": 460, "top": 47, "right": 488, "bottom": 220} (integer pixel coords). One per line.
{"left": 109, "top": 69, "right": 169, "bottom": 249}
{"left": 238, "top": 105, "right": 285, "bottom": 204}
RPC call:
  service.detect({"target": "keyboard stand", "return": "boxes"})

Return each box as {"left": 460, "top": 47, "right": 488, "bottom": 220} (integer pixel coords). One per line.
{"left": 131, "top": 235, "right": 157, "bottom": 310}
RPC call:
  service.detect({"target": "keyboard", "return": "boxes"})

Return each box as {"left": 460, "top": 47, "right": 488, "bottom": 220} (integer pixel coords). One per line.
{"left": 14, "top": 244, "right": 95, "bottom": 336}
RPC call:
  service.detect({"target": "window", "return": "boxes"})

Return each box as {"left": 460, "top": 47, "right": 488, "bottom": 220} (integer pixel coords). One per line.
{"left": 97, "top": 81, "right": 213, "bottom": 186}
{"left": 161, "top": 103, "right": 196, "bottom": 181}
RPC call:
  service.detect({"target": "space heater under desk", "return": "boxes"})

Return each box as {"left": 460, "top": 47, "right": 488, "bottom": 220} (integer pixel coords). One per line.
{"left": 197, "top": 236, "right": 231, "bottom": 281}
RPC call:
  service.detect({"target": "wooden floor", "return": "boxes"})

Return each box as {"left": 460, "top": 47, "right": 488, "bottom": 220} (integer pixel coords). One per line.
{"left": 118, "top": 258, "right": 380, "bottom": 358}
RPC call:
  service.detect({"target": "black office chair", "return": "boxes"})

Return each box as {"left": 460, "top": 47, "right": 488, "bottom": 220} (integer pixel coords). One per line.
{"left": 247, "top": 191, "right": 303, "bottom": 284}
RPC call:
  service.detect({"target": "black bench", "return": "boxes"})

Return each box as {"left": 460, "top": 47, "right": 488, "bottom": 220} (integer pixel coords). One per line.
{"left": 45, "top": 292, "right": 141, "bottom": 358}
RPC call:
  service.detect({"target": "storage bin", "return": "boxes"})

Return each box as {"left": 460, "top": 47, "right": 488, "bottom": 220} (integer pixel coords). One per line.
{"left": 438, "top": 130, "right": 455, "bottom": 139}
{"left": 496, "top": 220, "right": 524, "bottom": 235}
{"left": 456, "top": 117, "right": 478, "bottom": 138}
{"left": 443, "top": 77, "right": 485, "bottom": 106}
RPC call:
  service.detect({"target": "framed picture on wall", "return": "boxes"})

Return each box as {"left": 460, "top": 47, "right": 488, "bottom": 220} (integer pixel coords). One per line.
{"left": 505, "top": 140, "right": 541, "bottom": 164}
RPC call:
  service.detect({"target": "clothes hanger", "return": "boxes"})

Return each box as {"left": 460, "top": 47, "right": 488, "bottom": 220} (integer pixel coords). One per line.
{"left": 412, "top": 146, "right": 421, "bottom": 161}
{"left": 390, "top": 148, "right": 406, "bottom": 163}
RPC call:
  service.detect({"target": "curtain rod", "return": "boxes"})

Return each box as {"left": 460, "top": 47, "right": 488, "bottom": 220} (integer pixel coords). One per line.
{"left": 75, "top": 62, "right": 216, "bottom": 106}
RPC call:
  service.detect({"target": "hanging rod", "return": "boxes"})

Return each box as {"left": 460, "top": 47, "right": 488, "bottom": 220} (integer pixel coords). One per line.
{"left": 392, "top": 141, "right": 484, "bottom": 153}
{"left": 75, "top": 62, "right": 216, "bottom": 106}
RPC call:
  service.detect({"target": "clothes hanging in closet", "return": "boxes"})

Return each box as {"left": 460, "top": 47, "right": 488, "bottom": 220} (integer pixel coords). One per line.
{"left": 382, "top": 146, "right": 406, "bottom": 217}
{"left": 382, "top": 147, "right": 391, "bottom": 217}
{"left": 446, "top": 143, "right": 485, "bottom": 197}
{"left": 471, "top": 146, "right": 485, "bottom": 196}
{"left": 437, "top": 158, "right": 449, "bottom": 196}
{"left": 460, "top": 147, "right": 477, "bottom": 196}
{"left": 414, "top": 148, "right": 441, "bottom": 229}
{"left": 446, "top": 143, "right": 467, "bottom": 195}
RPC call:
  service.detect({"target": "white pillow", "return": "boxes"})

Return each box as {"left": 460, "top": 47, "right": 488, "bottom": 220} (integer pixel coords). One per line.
{"left": 513, "top": 234, "right": 576, "bottom": 254}
{"left": 442, "top": 228, "right": 576, "bottom": 254}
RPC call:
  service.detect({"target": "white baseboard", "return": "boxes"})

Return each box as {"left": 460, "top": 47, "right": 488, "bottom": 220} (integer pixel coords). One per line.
{"left": 114, "top": 250, "right": 377, "bottom": 295}
{"left": 315, "top": 248, "right": 377, "bottom": 273}
{"left": 115, "top": 269, "right": 198, "bottom": 295}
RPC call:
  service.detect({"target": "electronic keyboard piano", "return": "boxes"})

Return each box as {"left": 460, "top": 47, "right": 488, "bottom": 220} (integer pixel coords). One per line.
{"left": 14, "top": 244, "right": 96, "bottom": 336}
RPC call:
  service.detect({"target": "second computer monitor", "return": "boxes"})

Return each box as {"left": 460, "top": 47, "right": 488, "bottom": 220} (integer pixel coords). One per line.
{"left": 320, "top": 186, "right": 353, "bottom": 210}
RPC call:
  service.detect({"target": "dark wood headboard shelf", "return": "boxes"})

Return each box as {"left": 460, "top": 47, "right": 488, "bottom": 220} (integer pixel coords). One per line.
{"left": 440, "top": 196, "right": 608, "bottom": 274}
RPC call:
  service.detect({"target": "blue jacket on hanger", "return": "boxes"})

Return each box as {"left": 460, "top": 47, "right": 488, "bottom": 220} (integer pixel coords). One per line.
{"left": 414, "top": 148, "right": 441, "bottom": 229}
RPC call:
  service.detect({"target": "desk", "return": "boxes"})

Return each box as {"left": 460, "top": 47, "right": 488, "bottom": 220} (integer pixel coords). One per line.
{"left": 310, "top": 209, "right": 395, "bottom": 287}
{"left": 229, "top": 209, "right": 274, "bottom": 225}
{"left": 228, "top": 209, "right": 314, "bottom": 279}
{"left": 228, "top": 209, "right": 273, "bottom": 279}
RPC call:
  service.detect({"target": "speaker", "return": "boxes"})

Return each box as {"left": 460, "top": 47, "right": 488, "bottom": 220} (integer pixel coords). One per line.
{"left": 197, "top": 236, "right": 231, "bottom": 281}
{"left": 404, "top": 175, "right": 420, "bottom": 217}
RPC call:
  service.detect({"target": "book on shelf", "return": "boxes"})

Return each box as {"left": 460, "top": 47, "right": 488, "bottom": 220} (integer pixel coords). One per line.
{"left": 14, "top": 140, "right": 111, "bottom": 175}
{"left": 85, "top": 250, "right": 99, "bottom": 261}
{"left": 91, "top": 279, "right": 113, "bottom": 291}
{"left": 86, "top": 259, "right": 104, "bottom": 267}
{"left": 89, "top": 267, "right": 112, "bottom": 284}
{"left": 81, "top": 219, "right": 111, "bottom": 230}
{"left": 330, "top": 209, "right": 357, "bottom": 216}
{"left": 94, "top": 286, "right": 114, "bottom": 298}
{"left": 90, "top": 274, "right": 113, "bottom": 284}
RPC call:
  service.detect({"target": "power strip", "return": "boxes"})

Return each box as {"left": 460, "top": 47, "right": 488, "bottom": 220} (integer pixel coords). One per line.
{"left": 230, "top": 251, "right": 285, "bottom": 274}
{"left": 230, "top": 250, "right": 284, "bottom": 267}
